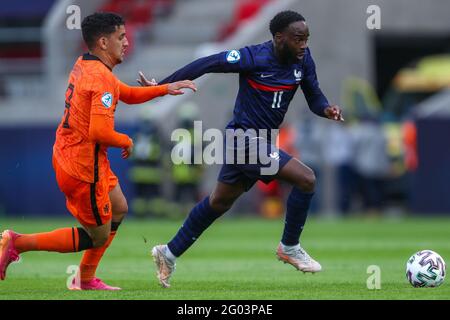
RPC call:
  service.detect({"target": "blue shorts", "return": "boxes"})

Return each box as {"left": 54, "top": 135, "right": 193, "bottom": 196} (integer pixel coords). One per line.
{"left": 217, "top": 137, "right": 292, "bottom": 191}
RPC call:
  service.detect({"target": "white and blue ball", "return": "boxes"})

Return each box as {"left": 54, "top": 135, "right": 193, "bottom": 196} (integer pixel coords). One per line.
{"left": 406, "top": 250, "right": 446, "bottom": 287}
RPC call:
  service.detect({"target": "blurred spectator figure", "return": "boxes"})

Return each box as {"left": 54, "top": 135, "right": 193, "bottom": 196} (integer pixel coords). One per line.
{"left": 342, "top": 77, "right": 382, "bottom": 123}
{"left": 151, "top": 0, "right": 176, "bottom": 17}
{"left": 129, "top": 115, "right": 165, "bottom": 217}
{"left": 402, "top": 119, "right": 418, "bottom": 211}
{"left": 325, "top": 121, "right": 356, "bottom": 215}
{"left": 402, "top": 120, "right": 418, "bottom": 172}
{"left": 171, "top": 102, "right": 203, "bottom": 214}
{"left": 296, "top": 115, "right": 325, "bottom": 213}
{"left": 218, "top": 0, "right": 271, "bottom": 41}
{"left": 0, "top": 78, "right": 5, "bottom": 98}
{"left": 351, "top": 114, "right": 390, "bottom": 215}
{"left": 339, "top": 77, "right": 385, "bottom": 215}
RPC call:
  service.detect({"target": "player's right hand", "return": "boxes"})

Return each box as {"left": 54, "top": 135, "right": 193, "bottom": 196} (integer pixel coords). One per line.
{"left": 168, "top": 80, "right": 197, "bottom": 95}
{"left": 137, "top": 71, "right": 157, "bottom": 86}
{"left": 122, "top": 139, "right": 133, "bottom": 159}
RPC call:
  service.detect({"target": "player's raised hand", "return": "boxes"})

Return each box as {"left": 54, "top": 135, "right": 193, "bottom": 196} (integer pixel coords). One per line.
{"left": 324, "top": 105, "right": 344, "bottom": 122}
{"left": 168, "top": 80, "right": 197, "bottom": 95}
{"left": 137, "top": 71, "right": 158, "bottom": 86}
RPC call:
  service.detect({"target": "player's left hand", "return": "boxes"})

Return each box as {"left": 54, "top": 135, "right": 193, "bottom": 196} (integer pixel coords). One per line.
{"left": 122, "top": 139, "right": 134, "bottom": 159}
{"left": 324, "top": 105, "right": 344, "bottom": 122}
{"left": 137, "top": 71, "right": 158, "bottom": 86}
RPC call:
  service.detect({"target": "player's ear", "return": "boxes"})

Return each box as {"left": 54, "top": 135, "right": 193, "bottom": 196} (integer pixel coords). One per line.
{"left": 98, "top": 36, "right": 108, "bottom": 50}
{"left": 273, "top": 32, "right": 284, "bottom": 45}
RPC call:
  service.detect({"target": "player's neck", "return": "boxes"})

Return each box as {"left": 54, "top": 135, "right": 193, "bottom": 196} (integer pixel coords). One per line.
{"left": 272, "top": 42, "right": 289, "bottom": 65}
{"left": 274, "top": 50, "right": 288, "bottom": 65}
{"left": 89, "top": 50, "right": 116, "bottom": 70}
{"left": 274, "top": 50, "right": 283, "bottom": 64}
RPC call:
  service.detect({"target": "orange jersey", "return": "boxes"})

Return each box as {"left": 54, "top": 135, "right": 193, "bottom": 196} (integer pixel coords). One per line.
{"left": 53, "top": 53, "right": 126, "bottom": 183}
{"left": 53, "top": 53, "right": 169, "bottom": 183}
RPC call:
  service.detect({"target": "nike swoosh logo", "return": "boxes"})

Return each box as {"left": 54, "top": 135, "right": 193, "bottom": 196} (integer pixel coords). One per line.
{"left": 260, "top": 74, "right": 274, "bottom": 78}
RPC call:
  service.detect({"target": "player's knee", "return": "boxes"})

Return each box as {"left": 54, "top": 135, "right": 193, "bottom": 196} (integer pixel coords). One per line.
{"left": 297, "top": 169, "right": 316, "bottom": 193}
{"left": 113, "top": 199, "right": 128, "bottom": 219}
{"left": 209, "top": 194, "right": 234, "bottom": 214}
{"left": 91, "top": 233, "right": 109, "bottom": 248}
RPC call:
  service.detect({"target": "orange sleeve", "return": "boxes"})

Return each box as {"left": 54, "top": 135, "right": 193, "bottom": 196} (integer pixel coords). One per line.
{"left": 119, "top": 81, "right": 169, "bottom": 104}
{"left": 89, "top": 113, "right": 132, "bottom": 148}
{"left": 88, "top": 76, "right": 132, "bottom": 148}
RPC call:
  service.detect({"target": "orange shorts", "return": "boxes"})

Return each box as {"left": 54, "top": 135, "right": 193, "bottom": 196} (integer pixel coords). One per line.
{"left": 53, "top": 156, "right": 118, "bottom": 227}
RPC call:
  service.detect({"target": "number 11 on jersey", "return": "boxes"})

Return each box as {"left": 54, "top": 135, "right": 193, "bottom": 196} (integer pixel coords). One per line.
{"left": 272, "top": 91, "right": 283, "bottom": 109}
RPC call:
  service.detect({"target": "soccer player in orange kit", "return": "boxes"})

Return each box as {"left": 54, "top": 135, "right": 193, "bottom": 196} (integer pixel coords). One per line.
{"left": 0, "top": 12, "right": 196, "bottom": 290}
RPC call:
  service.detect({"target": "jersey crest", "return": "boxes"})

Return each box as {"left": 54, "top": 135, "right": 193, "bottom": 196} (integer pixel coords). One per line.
{"left": 101, "top": 92, "right": 113, "bottom": 108}
{"left": 226, "top": 50, "right": 241, "bottom": 63}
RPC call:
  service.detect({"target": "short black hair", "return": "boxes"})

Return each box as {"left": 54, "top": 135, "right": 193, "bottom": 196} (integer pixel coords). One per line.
{"left": 269, "top": 10, "right": 305, "bottom": 36}
{"left": 81, "top": 12, "right": 125, "bottom": 50}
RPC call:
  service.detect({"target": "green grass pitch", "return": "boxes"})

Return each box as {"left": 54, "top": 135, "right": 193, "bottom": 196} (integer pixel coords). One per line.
{"left": 0, "top": 216, "right": 449, "bottom": 300}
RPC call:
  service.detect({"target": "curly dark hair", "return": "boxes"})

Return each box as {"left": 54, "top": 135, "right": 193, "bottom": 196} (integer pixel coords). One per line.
{"left": 81, "top": 12, "right": 125, "bottom": 50}
{"left": 269, "top": 10, "right": 305, "bottom": 36}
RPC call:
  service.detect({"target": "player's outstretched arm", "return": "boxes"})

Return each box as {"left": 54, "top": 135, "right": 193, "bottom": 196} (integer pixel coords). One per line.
{"left": 157, "top": 54, "right": 227, "bottom": 84}
{"left": 118, "top": 80, "right": 196, "bottom": 104}
{"left": 140, "top": 48, "right": 255, "bottom": 86}
{"left": 137, "top": 72, "right": 198, "bottom": 94}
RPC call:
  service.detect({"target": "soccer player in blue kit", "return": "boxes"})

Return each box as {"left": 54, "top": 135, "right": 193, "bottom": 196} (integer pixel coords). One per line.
{"left": 141, "top": 10, "right": 344, "bottom": 288}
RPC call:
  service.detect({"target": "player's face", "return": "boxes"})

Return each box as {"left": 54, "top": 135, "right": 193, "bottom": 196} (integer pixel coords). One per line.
{"left": 278, "top": 21, "right": 309, "bottom": 63}
{"left": 106, "top": 25, "right": 129, "bottom": 64}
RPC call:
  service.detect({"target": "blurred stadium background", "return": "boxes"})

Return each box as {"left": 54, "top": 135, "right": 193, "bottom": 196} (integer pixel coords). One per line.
{"left": 1, "top": 0, "right": 450, "bottom": 300}
{"left": 1, "top": 0, "right": 449, "bottom": 219}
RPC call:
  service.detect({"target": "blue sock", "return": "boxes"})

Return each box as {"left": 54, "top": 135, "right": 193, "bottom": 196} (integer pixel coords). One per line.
{"left": 281, "top": 187, "right": 314, "bottom": 246}
{"left": 168, "top": 196, "right": 223, "bottom": 257}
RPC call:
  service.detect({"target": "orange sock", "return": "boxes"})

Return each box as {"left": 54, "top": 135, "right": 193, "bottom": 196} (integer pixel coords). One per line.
{"left": 79, "top": 231, "right": 116, "bottom": 282}
{"left": 14, "top": 227, "right": 81, "bottom": 254}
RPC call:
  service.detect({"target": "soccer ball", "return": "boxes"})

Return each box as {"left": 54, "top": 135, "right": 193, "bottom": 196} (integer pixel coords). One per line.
{"left": 406, "top": 250, "right": 446, "bottom": 287}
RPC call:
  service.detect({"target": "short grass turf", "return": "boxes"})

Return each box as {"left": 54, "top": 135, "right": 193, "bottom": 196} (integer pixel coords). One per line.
{"left": 0, "top": 216, "right": 449, "bottom": 300}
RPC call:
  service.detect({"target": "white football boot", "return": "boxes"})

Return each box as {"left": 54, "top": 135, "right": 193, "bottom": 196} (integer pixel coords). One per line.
{"left": 276, "top": 243, "right": 322, "bottom": 273}
{"left": 151, "top": 244, "right": 176, "bottom": 288}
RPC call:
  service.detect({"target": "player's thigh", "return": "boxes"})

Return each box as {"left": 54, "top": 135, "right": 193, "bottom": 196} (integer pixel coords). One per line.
{"left": 54, "top": 158, "right": 112, "bottom": 227}
{"left": 276, "top": 157, "right": 316, "bottom": 192}
{"left": 109, "top": 182, "right": 128, "bottom": 218}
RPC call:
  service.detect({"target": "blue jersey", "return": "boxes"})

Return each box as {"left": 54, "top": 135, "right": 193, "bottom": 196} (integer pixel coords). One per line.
{"left": 160, "top": 41, "right": 329, "bottom": 135}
